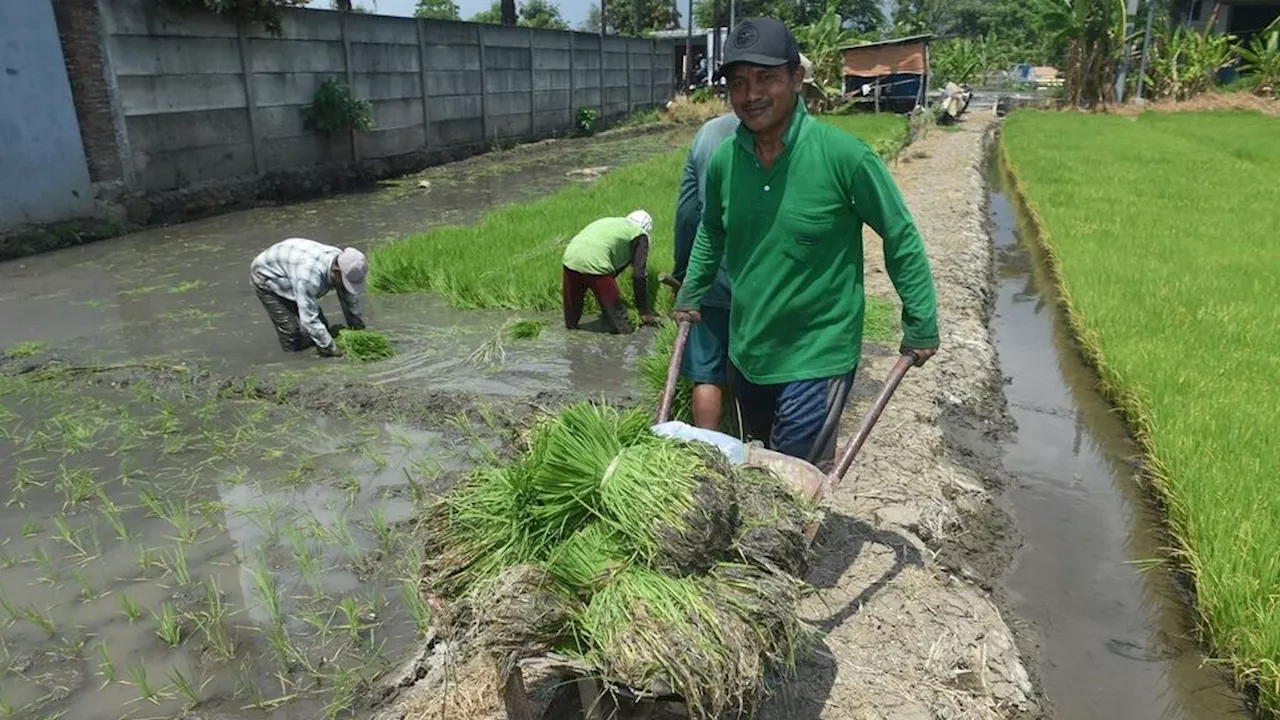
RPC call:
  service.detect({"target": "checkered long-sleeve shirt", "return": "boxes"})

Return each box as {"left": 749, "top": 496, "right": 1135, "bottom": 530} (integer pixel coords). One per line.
{"left": 249, "top": 238, "right": 364, "bottom": 351}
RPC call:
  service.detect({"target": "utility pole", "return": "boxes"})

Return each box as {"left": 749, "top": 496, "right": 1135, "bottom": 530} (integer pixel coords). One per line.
{"left": 685, "top": 0, "right": 694, "bottom": 87}
{"left": 1135, "top": 0, "right": 1157, "bottom": 103}
{"left": 729, "top": 0, "right": 734, "bottom": 34}
{"left": 601, "top": 0, "right": 606, "bottom": 36}
{"left": 1114, "top": 0, "right": 1141, "bottom": 103}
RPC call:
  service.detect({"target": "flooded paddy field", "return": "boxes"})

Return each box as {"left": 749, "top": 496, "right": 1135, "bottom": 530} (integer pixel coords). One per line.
{"left": 0, "top": 126, "right": 684, "bottom": 720}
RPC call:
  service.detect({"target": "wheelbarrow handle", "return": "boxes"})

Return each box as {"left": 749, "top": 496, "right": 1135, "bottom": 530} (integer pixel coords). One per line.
{"left": 826, "top": 349, "right": 919, "bottom": 494}
{"left": 656, "top": 318, "right": 692, "bottom": 424}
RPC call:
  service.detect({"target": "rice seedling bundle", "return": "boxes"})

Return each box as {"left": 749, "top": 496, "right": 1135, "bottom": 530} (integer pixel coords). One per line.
{"left": 334, "top": 329, "right": 394, "bottom": 362}
{"left": 419, "top": 399, "right": 814, "bottom": 719}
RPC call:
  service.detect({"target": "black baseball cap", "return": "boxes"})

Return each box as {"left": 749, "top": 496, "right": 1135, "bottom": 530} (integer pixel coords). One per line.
{"left": 713, "top": 17, "right": 802, "bottom": 82}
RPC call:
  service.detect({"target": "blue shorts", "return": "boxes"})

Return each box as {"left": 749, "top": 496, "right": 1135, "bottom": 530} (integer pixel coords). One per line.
{"left": 679, "top": 306, "right": 730, "bottom": 385}
{"left": 733, "top": 367, "right": 857, "bottom": 471}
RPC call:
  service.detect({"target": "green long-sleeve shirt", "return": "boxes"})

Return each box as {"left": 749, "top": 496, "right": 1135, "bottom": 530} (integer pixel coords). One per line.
{"left": 675, "top": 101, "right": 939, "bottom": 385}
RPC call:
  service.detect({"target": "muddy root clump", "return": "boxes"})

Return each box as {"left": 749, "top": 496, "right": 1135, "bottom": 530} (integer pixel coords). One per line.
{"left": 732, "top": 465, "right": 815, "bottom": 578}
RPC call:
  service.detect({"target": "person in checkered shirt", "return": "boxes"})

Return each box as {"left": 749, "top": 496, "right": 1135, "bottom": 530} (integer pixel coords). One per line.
{"left": 249, "top": 238, "right": 369, "bottom": 357}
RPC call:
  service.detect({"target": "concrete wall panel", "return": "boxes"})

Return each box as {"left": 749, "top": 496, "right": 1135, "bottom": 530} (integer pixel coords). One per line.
{"left": 353, "top": 72, "right": 423, "bottom": 102}
{"left": 126, "top": 108, "right": 250, "bottom": 154}
{"left": 350, "top": 42, "right": 421, "bottom": 73}
{"left": 118, "top": 73, "right": 247, "bottom": 116}
{"left": 361, "top": 124, "right": 426, "bottom": 158}
{"left": 249, "top": 39, "right": 346, "bottom": 73}
{"left": 133, "top": 142, "right": 256, "bottom": 191}
{"left": 110, "top": 35, "right": 242, "bottom": 76}
{"left": 252, "top": 72, "right": 346, "bottom": 108}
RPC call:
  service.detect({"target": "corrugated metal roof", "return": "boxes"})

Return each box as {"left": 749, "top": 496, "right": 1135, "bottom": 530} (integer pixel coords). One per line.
{"left": 839, "top": 33, "right": 934, "bottom": 51}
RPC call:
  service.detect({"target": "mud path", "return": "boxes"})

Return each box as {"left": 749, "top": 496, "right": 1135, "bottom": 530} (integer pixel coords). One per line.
{"left": 754, "top": 117, "right": 1040, "bottom": 720}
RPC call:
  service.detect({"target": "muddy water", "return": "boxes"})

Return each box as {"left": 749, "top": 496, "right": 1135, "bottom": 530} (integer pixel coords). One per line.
{"left": 0, "top": 127, "right": 683, "bottom": 393}
{"left": 986, "top": 152, "right": 1245, "bottom": 718}
{"left": 0, "top": 373, "right": 497, "bottom": 719}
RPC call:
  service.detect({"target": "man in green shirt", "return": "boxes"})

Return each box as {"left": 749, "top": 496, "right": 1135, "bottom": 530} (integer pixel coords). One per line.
{"left": 674, "top": 112, "right": 740, "bottom": 429}
{"left": 562, "top": 210, "right": 655, "bottom": 334}
{"left": 674, "top": 17, "right": 940, "bottom": 470}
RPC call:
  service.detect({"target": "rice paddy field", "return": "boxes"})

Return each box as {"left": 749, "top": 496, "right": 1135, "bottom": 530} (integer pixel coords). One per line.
{"left": 366, "top": 113, "right": 911, "bottom": 315}
{"left": 0, "top": 366, "right": 508, "bottom": 719}
{"left": 1001, "top": 110, "right": 1280, "bottom": 711}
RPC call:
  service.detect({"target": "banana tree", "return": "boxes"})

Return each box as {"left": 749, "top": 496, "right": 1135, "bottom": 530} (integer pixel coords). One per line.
{"left": 794, "top": 1, "right": 867, "bottom": 92}
{"left": 1235, "top": 18, "right": 1280, "bottom": 96}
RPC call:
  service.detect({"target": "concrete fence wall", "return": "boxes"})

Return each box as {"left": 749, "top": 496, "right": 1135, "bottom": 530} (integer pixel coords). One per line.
{"left": 87, "top": 0, "right": 676, "bottom": 194}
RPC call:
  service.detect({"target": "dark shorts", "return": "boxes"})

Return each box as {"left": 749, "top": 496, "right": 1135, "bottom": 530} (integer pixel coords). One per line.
{"left": 562, "top": 266, "right": 632, "bottom": 334}
{"left": 254, "top": 284, "right": 328, "bottom": 352}
{"left": 733, "top": 367, "right": 857, "bottom": 472}
{"left": 679, "top": 305, "right": 730, "bottom": 385}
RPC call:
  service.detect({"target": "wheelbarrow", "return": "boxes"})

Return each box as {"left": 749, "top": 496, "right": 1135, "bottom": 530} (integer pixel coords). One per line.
{"left": 498, "top": 309, "right": 920, "bottom": 720}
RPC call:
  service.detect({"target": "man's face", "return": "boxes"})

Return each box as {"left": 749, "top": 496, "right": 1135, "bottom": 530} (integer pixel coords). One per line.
{"left": 726, "top": 63, "right": 803, "bottom": 134}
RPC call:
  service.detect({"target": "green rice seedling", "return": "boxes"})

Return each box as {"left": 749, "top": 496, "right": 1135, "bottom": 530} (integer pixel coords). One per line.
{"left": 544, "top": 522, "right": 630, "bottom": 591}
{"left": 95, "top": 643, "right": 115, "bottom": 687}
{"left": 166, "top": 665, "right": 209, "bottom": 708}
{"left": 245, "top": 558, "right": 284, "bottom": 629}
{"left": 29, "top": 545, "right": 58, "bottom": 585}
{"left": 21, "top": 520, "right": 42, "bottom": 538}
{"left": 368, "top": 508, "right": 394, "bottom": 557}
{"left": 330, "top": 514, "right": 360, "bottom": 563}
{"left": 161, "top": 501, "right": 203, "bottom": 544}
{"left": 0, "top": 591, "right": 18, "bottom": 627}
{"left": 336, "top": 596, "right": 367, "bottom": 645}
{"left": 0, "top": 549, "right": 13, "bottom": 571}
{"left": 51, "top": 515, "right": 90, "bottom": 559}
{"left": 56, "top": 464, "right": 100, "bottom": 510}
{"left": 400, "top": 578, "right": 432, "bottom": 635}
{"left": 11, "top": 464, "right": 45, "bottom": 500}
{"left": 125, "top": 660, "right": 163, "bottom": 705}
{"left": 97, "top": 494, "right": 130, "bottom": 540}
{"left": 160, "top": 543, "right": 194, "bottom": 588}
{"left": 335, "top": 329, "right": 395, "bottom": 362}
{"left": 134, "top": 543, "right": 159, "bottom": 575}
{"left": 195, "top": 577, "right": 236, "bottom": 659}
{"left": 119, "top": 592, "right": 143, "bottom": 622}
{"left": 153, "top": 601, "right": 182, "bottom": 647}
{"left": 19, "top": 604, "right": 56, "bottom": 637}
{"left": 527, "top": 401, "right": 653, "bottom": 539}
{"left": 71, "top": 568, "right": 97, "bottom": 602}
{"left": 505, "top": 318, "right": 546, "bottom": 342}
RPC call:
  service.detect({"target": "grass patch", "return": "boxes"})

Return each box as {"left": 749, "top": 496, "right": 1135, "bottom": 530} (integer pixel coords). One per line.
{"left": 4, "top": 341, "right": 46, "bottom": 359}
{"left": 335, "top": 329, "right": 395, "bottom": 362}
{"left": 1002, "top": 110, "right": 1280, "bottom": 712}
{"left": 368, "top": 114, "right": 908, "bottom": 314}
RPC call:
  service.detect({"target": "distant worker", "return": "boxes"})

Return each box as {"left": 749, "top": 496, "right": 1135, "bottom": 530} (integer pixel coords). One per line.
{"left": 250, "top": 237, "right": 368, "bottom": 358}
{"left": 561, "top": 211, "right": 655, "bottom": 334}
{"left": 674, "top": 18, "right": 940, "bottom": 469}
{"left": 673, "top": 112, "right": 740, "bottom": 430}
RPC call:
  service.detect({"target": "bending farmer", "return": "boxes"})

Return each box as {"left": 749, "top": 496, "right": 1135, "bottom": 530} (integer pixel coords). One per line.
{"left": 250, "top": 237, "right": 369, "bottom": 358}
{"left": 562, "top": 210, "right": 655, "bottom": 334}
{"left": 674, "top": 18, "right": 940, "bottom": 470}
{"left": 674, "top": 113, "right": 741, "bottom": 430}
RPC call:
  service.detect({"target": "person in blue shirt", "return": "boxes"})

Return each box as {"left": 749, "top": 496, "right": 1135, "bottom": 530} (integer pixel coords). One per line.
{"left": 673, "top": 112, "right": 740, "bottom": 429}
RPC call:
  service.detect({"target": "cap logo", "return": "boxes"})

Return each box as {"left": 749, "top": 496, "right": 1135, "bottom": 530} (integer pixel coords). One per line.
{"left": 733, "top": 23, "right": 759, "bottom": 49}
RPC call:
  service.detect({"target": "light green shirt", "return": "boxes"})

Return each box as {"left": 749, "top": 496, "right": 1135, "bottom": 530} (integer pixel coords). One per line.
{"left": 562, "top": 217, "right": 645, "bottom": 276}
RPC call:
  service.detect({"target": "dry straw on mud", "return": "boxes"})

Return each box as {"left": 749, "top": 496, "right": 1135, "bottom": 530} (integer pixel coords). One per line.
{"left": 418, "top": 400, "right": 814, "bottom": 719}
{"left": 335, "top": 329, "right": 394, "bottom": 362}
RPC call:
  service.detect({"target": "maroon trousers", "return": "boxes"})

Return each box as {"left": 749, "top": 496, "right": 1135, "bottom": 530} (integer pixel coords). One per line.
{"left": 562, "top": 266, "right": 632, "bottom": 334}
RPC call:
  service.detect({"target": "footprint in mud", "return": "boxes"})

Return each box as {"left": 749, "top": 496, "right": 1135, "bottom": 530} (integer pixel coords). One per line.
{"left": 1105, "top": 636, "right": 1182, "bottom": 662}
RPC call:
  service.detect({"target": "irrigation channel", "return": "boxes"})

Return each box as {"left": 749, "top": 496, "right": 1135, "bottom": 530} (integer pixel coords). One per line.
{"left": 986, "top": 149, "right": 1246, "bottom": 718}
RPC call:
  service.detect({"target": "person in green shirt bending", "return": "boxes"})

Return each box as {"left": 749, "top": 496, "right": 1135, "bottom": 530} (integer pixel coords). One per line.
{"left": 674, "top": 17, "right": 940, "bottom": 470}
{"left": 562, "top": 210, "right": 656, "bottom": 334}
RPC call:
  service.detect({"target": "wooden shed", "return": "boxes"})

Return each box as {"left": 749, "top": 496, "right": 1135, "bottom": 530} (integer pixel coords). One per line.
{"left": 840, "top": 34, "right": 933, "bottom": 112}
